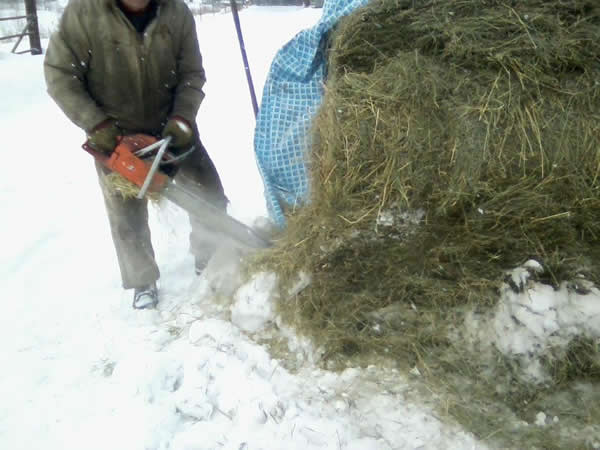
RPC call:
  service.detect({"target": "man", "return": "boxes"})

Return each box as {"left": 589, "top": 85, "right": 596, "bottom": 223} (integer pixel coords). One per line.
{"left": 44, "top": 0, "right": 228, "bottom": 309}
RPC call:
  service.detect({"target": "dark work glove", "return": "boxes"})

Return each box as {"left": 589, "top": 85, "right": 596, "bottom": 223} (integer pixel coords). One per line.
{"left": 87, "top": 119, "right": 121, "bottom": 154}
{"left": 162, "top": 116, "right": 193, "bottom": 149}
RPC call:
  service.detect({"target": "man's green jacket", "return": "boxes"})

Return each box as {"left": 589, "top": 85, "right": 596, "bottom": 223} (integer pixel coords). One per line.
{"left": 44, "top": 0, "right": 206, "bottom": 135}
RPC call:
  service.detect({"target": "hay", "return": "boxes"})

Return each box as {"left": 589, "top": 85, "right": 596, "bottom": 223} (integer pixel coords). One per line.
{"left": 255, "top": 0, "right": 600, "bottom": 447}
{"left": 102, "top": 172, "right": 161, "bottom": 201}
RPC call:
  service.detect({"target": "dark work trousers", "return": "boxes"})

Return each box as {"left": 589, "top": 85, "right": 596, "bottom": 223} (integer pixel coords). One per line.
{"left": 96, "top": 131, "right": 227, "bottom": 289}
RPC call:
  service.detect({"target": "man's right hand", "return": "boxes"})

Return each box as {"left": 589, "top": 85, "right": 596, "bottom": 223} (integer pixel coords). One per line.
{"left": 87, "top": 119, "right": 121, "bottom": 154}
{"left": 162, "top": 117, "right": 193, "bottom": 149}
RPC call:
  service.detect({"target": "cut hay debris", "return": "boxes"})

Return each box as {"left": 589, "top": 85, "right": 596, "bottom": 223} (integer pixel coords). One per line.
{"left": 254, "top": 0, "right": 600, "bottom": 448}
{"left": 102, "top": 172, "right": 161, "bottom": 201}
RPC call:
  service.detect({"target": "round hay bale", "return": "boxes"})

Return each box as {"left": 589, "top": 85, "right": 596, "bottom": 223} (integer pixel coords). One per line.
{"left": 266, "top": 0, "right": 600, "bottom": 351}
{"left": 257, "top": 1, "right": 600, "bottom": 447}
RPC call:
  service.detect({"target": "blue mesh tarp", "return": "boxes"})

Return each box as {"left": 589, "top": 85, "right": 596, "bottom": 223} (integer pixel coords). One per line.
{"left": 253, "top": 0, "right": 368, "bottom": 226}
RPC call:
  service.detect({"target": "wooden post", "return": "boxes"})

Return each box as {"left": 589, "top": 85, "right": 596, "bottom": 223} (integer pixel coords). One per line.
{"left": 24, "top": 0, "right": 41, "bottom": 55}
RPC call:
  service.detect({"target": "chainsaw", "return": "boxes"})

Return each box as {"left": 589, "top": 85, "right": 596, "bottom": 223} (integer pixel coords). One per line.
{"left": 83, "top": 134, "right": 271, "bottom": 249}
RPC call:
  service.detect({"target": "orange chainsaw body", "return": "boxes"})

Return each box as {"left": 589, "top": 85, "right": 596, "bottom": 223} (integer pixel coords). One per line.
{"left": 84, "top": 134, "right": 170, "bottom": 193}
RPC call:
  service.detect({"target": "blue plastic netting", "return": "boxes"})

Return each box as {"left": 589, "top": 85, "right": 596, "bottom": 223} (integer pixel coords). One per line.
{"left": 254, "top": 0, "right": 369, "bottom": 226}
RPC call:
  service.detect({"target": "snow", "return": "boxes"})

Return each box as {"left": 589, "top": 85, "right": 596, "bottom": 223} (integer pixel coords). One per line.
{"left": 464, "top": 260, "right": 600, "bottom": 384}
{"left": 1, "top": 5, "right": 599, "bottom": 450}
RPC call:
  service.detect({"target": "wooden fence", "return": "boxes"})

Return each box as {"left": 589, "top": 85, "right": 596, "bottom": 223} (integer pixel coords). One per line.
{"left": 0, "top": 0, "right": 42, "bottom": 55}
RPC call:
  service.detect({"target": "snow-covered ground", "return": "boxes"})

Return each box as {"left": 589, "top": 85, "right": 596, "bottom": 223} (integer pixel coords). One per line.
{"left": 1, "top": 5, "right": 599, "bottom": 450}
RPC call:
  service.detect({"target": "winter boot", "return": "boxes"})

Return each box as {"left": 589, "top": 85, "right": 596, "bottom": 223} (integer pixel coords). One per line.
{"left": 132, "top": 283, "right": 158, "bottom": 309}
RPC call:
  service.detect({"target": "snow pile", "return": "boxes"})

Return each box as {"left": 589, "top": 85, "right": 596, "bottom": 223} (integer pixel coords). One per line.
{"left": 231, "top": 271, "right": 277, "bottom": 333}
{"left": 114, "top": 276, "right": 488, "bottom": 450}
{"left": 42, "top": 257, "right": 486, "bottom": 450}
{"left": 465, "top": 260, "right": 600, "bottom": 383}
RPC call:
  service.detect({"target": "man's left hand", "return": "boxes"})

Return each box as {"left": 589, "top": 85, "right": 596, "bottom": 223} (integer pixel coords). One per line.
{"left": 162, "top": 117, "right": 193, "bottom": 149}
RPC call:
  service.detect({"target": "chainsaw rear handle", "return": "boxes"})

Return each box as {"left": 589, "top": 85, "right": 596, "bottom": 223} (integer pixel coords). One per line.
{"left": 82, "top": 140, "right": 112, "bottom": 163}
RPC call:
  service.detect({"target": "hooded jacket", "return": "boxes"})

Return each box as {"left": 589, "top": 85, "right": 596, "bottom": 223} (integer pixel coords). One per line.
{"left": 44, "top": 0, "right": 205, "bottom": 135}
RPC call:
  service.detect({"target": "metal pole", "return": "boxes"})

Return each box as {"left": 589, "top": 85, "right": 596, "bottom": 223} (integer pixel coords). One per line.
{"left": 0, "top": 15, "right": 28, "bottom": 21}
{"left": 1, "top": 30, "right": 30, "bottom": 41}
{"left": 229, "top": 0, "right": 259, "bottom": 118}
{"left": 10, "top": 25, "right": 28, "bottom": 53}
{"left": 24, "top": 0, "right": 41, "bottom": 55}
